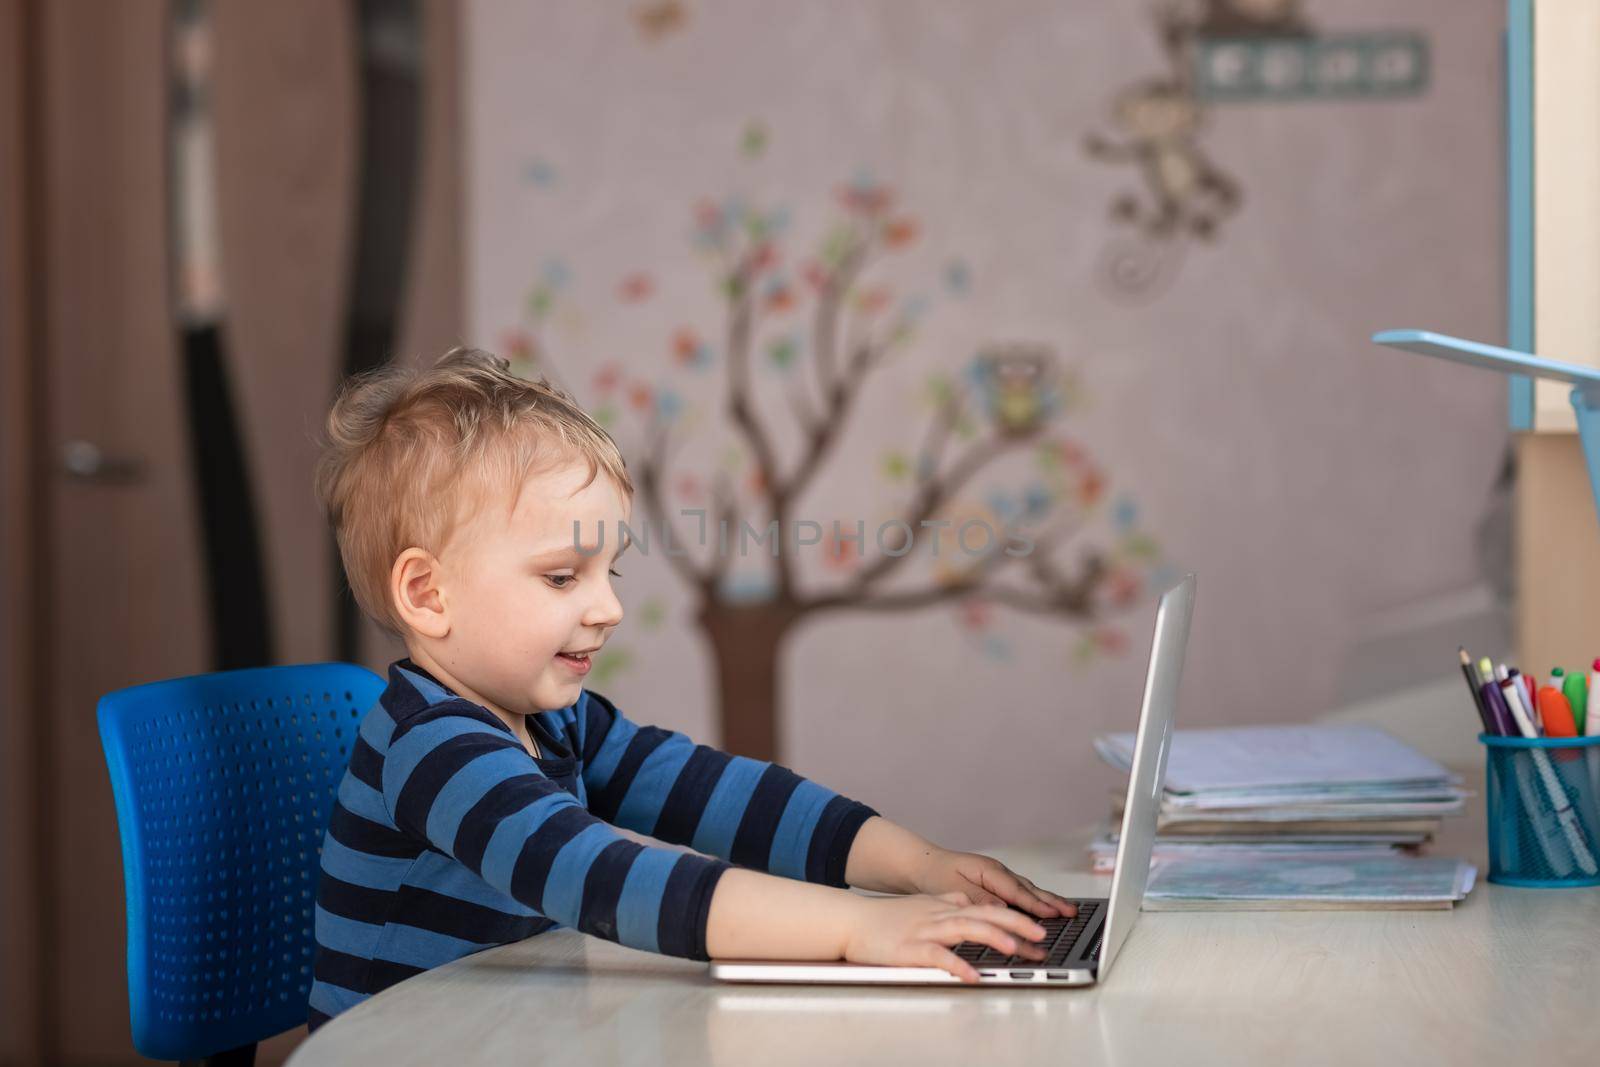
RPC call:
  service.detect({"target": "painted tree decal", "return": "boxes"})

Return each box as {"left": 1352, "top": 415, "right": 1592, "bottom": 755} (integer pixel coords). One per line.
{"left": 507, "top": 139, "right": 1168, "bottom": 760}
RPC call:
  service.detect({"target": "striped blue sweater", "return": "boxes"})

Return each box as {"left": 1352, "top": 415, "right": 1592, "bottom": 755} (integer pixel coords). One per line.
{"left": 307, "top": 660, "right": 877, "bottom": 1028}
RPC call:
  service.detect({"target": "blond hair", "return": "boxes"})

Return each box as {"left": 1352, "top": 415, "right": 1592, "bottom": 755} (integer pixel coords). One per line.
{"left": 316, "top": 347, "right": 634, "bottom": 637}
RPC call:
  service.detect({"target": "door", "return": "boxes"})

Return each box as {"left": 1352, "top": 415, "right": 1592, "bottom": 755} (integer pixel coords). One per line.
{"left": 8, "top": 0, "right": 461, "bottom": 1061}
{"left": 38, "top": 4, "right": 212, "bottom": 1056}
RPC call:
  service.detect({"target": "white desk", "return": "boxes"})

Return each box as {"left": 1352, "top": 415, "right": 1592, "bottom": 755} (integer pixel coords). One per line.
{"left": 289, "top": 800, "right": 1600, "bottom": 1067}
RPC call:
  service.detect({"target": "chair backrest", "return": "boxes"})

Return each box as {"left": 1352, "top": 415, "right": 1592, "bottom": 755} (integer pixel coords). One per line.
{"left": 98, "top": 662, "right": 387, "bottom": 1061}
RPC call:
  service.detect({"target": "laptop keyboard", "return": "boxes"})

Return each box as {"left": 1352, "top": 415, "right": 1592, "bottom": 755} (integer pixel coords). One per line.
{"left": 954, "top": 900, "right": 1104, "bottom": 969}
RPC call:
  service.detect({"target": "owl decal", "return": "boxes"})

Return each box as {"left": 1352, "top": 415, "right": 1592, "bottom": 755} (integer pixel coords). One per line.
{"left": 976, "top": 344, "right": 1060, "bottom": 437}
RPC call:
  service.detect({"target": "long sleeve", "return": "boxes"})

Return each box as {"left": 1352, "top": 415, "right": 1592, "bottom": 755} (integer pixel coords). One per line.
{"left": 380, "top": 701, "right": 730, "bottom": 959}
{"left": 575, "top": 691, "right": 879, "bottom": 886}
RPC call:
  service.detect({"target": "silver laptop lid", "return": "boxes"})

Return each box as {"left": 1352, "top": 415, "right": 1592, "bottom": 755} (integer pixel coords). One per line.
{"left": 1097, "top": 574, "right": 1195, "bottom": 977}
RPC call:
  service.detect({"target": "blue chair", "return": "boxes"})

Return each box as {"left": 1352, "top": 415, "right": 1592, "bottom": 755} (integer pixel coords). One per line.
{"left": 98, "top": 663, "right": 386, "bottom": 1065}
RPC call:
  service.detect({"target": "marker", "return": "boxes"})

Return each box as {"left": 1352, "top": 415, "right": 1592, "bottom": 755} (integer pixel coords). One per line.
{"left": 1501, "top": 677, "right": 1539, "bottom": 736}
{"left": 1479, "top": 673, "right": 1516, "bottom": 736}
{"left": 1537, "top": 686, "right": 1580, "bottom": 737}
{"left": 1588, "top": 659, "right": 1600, "bottom": 738}
{"left": 1501, "top": 679, "right": 1597, "bottom": 875}
{"left": 1458, "top": 649, "right": 1496, "bottom": 733}
{"left": 1560, "top": 667, "right": 1589, "bottom": 734}
{"left": 1537, "top": 686, "right": 1585, "bottom": 771}
{"left": 1509, "top": 671, "right": 1540, "bottom": 735}
{"left": 1589, "top": 660, "right": 1600, "bottom": 807}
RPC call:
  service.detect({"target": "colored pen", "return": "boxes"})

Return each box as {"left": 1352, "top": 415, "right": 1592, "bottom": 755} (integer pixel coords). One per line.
{"left": 1458, "top": 648, "right": 1496, "bottom": 733}
{"left": 1479, "top": 673, "right": 1515, "bottom": 736}
{"left": 1509, "top": 671, "right": 1540, "bottom": 735}
{"left": 1501, "top": 679, "right": 1598, "bottom": 875}
{"left": 1537, "top": 685, "right": 1584, "bottom": 768}
{"left": 1537, "top": 686, "right": 1579, "bottom": 736}
{"left": 1559, "top": 667, "right": 1588, "bottom": 734}
{"left": 1588, "top": 660, "right": 1600, "bottom": 807}
{"left": 1480, "top": 659, "right": 1513, "bottom": 734}
{"left": 1502, "top": 678, "right": 1539, "bottom": 737}
{"left": 1588, "top": 659, "right": 1600, "bottom": 737}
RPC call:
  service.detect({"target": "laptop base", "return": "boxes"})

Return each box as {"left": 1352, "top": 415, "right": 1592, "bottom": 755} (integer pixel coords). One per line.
{"left": 709, "top": 895, "right": 1106, "bottom": 987}
{"left": 707, "top": 961, "right": 1097, "bottom": 987}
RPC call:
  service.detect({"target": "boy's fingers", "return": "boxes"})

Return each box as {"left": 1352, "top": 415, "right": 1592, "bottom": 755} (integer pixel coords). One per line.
{"left": 982, "top": 867, "right": 1058, "bottom": 917}
{"left": 924, "top": 944, "right": 979, "bottom": 984}
{"left": 959, "top": 904, "right": 1047, "bottom": 941}
{"left": 928, "top": 918, "right": 1017, "bottom": 955}
{"left": 937, "top": 891, "right": 973, "bottom": 906}
{"left": 925, "top": 919, "right": 1044, "bottom": 963}
{"left": 1017, "top": 875, "right": 1077, "bottom": 918}
{"left": 1018, "top": 893, "right": 1057, "bottom": 918}
{"left": 1034, "top": 887, "right": 1078, "bottom": 917}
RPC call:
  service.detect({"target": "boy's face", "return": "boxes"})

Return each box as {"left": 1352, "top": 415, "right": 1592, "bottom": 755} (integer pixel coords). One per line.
{"left": 430, "top": 457, "right": 629, "bottom": 714}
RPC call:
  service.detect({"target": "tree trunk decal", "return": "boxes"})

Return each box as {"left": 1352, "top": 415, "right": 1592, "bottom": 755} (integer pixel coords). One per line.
{"left": 699, "top": 599, "right": 800, "bottom": 760}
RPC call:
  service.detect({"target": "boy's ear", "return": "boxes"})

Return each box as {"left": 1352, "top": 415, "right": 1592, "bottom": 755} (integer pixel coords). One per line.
{"left": 392, "top": 548, "right": 451, "bottom": 640}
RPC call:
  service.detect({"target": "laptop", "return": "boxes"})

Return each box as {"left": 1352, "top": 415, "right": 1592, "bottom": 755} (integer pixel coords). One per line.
{"left": 710, "top": 572, "right": 1194, "bottom": 988}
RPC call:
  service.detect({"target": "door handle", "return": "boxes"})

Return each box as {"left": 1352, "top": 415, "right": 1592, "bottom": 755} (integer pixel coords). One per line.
{"left": 59, "top": 439, "right": 147, "bottom": 484}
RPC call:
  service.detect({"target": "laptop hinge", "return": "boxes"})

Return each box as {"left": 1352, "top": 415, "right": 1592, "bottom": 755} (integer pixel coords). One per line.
{"left": 1070, "top": 904, "right": 1109, "bottom": 974}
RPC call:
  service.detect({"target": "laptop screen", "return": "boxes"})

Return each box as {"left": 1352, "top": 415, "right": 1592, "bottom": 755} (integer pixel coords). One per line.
{"left": 1098, "top": 574, "right": 1194, "bottom": 976}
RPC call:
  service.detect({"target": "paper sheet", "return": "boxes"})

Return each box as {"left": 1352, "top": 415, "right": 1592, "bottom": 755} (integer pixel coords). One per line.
{"left": 1095, "top": 724, "right": 1453, "bottom": 794}
{"left": 1143, "top": 855, "right": 1476, "bottom": 905}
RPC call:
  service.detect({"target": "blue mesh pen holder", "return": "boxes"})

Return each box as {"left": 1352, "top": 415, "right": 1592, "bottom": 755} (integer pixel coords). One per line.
{"left": 1480, "top": 733, "right": 1600, "bottom": 887}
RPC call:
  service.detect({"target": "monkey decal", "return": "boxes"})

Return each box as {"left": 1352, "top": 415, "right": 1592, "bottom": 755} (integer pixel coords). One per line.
{"left": 1084, "top": 78, "right": 1240, "bottom": 242}
{"left": 1085, "top": 0, "right": 1318, "bottom": 298}
{"left": 1086, "top": 4, "right": 1246, "bottom": 244}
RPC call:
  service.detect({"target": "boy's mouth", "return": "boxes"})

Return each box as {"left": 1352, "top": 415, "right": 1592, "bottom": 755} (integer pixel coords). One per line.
{"left": 555, "top": 647, "right": 598, "bottom": 674}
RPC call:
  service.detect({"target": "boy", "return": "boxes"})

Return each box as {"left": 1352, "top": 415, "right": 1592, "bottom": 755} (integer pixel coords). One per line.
{"left": 307, "top": 348, "right": 1074, "bottom": 1029}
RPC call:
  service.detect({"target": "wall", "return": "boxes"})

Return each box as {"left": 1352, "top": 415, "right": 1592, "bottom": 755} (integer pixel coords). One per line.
{"left": 465, "top": 0, "right": 1508, "bottom": 848}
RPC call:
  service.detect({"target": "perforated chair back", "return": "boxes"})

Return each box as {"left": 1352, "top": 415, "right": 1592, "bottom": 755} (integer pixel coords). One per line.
{"left": 98, "top": 663, "right": 386, "bottom": 1062}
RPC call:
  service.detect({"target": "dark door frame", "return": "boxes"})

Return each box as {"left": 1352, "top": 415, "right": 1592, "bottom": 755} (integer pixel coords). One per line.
{"left": 1, "top": 0, "right": 50, "bottom": 1062}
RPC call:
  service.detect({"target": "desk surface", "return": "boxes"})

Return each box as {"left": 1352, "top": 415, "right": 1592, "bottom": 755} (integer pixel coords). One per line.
{"left": 290, "top": 810, "right": 1600, "bottom": 1067}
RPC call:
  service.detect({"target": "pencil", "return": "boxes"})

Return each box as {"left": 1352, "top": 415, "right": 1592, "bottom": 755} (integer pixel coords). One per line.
{"left": 1459, "top": 647, "right": 1497, "bottom": 734}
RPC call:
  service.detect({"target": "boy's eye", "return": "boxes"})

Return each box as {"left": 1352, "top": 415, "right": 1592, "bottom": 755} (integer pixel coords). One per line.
{"left": 545, "top": 569, "right": 621, "bottom": 590}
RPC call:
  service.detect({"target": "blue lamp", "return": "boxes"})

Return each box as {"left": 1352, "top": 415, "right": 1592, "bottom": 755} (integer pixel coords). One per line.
{"left": 1372, "top": 329, "right": 1600, "bottom": 526}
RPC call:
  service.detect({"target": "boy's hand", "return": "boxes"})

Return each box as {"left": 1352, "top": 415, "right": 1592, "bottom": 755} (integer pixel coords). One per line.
{"left": 907, "top": 848, "right": 1077, "bottom": 920}
{"left": 842, "top": 893, "right": 1049, "bottom": 983}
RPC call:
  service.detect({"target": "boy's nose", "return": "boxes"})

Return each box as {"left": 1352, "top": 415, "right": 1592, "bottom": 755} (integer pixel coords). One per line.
{"left": 582, "top": 586, "right": 624, "bottom": 629}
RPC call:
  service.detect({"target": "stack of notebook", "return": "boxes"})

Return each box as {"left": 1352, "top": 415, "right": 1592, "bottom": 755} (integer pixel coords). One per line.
{"left": 1090, "top": 724, "right": 1476, "bottom": 909}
